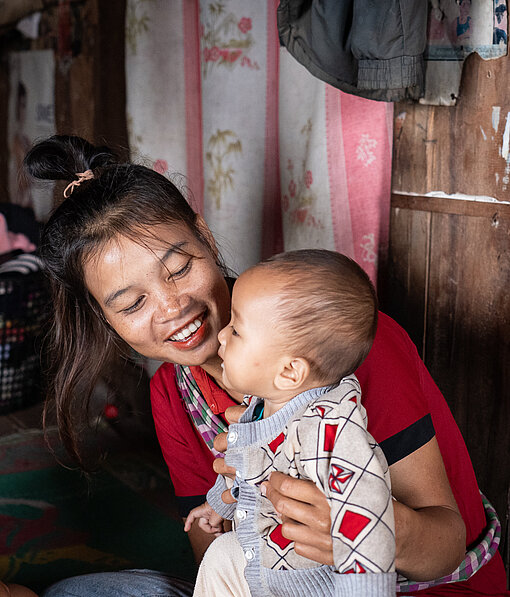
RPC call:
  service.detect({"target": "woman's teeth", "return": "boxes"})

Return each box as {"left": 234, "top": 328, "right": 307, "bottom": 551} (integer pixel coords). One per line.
{"left": 169, "top": 318, "right": 202, "bottom": 342}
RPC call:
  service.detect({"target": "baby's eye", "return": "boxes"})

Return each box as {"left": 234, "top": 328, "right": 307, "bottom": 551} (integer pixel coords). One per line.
{"left": 231, "top": 326, "right": 239, "bottom": 337}
{"left": 122, "top": 296, "right": 145, "bottom": 314}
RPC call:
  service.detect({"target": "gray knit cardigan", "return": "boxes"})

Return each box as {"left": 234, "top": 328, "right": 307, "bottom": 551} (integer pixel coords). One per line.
{"left": 207, "top": 376, "right": 396, "bottom": 596}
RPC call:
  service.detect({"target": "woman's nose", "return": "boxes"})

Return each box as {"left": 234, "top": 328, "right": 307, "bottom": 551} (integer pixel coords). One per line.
{"left": 155, "top": 287, "right": 188, "bottom": 321}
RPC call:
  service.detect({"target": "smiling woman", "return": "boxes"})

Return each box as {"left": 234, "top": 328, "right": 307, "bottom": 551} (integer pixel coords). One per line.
{"left": 23, "top": 135, "right": 232, "bottom": 466}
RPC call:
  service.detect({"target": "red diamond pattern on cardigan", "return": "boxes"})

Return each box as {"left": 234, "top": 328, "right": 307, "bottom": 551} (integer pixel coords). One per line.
{"left": 269, "top": 524, "right": 293, "bottom": 550}
{"left": 338, "top": 510, "right": 370, "bottom": 541}
{"left": 344, "top": 561, "right": 367, "bottom": 574}
{"left": 328, "top": 463, "right": 354, "bottom": 493}
{"left": 323, "top": 423, "right": 338, "bottom": 451}
{"left": 268, "top": 432, "right": 285, "bottom": 454}
{"left": 316, "top": 405, "right": 325, "bottom": 418}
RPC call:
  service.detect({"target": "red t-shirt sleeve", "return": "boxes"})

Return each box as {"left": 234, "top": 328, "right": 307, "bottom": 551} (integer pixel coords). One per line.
{"left": 356, "top": 312, "right": 433, "bottom": 462}
{"left": 150, "top": 363, "right": 218, "bottom": 515}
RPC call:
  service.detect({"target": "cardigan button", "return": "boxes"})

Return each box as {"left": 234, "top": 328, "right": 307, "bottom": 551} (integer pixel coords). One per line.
{"left": 237, "top": 509, "right": 247, "bottom": 521}
{"left": 244, "top": 548, "right": 255, "bottom": 561}
{"left": 227, "top": 431, "right": 238, "bottom": 444}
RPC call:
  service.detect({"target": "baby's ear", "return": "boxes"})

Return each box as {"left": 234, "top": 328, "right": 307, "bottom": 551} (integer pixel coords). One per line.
{"left": 274, "top": 357, "right": 310, "bottom": 391}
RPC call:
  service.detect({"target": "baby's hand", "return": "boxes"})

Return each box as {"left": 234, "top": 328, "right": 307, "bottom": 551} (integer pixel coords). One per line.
{"left": 184, "top": 501, "right": 224, "bottom": 535}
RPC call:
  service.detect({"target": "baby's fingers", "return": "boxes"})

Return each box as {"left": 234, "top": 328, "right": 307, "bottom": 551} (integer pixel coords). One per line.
{"left": 198, "top": 518, "right": 223, "bottom": 534}
{"left": 183, "top": 512, "right": 197, "bottom": 532}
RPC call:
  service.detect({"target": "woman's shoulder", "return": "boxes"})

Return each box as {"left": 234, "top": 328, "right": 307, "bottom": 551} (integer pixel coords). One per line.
{"left": 357, "top": 312, "right": 423, "bottom": 383}
{"left": 150, "top": 362, "right": 179, "bottom": 399}
{"left": 374, "top": 311, "right": 418, "bottom": 352}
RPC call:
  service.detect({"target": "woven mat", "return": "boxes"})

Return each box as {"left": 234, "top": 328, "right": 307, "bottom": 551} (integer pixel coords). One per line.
{"left": 0, "top": 429, "right": 196, "bottom": 593}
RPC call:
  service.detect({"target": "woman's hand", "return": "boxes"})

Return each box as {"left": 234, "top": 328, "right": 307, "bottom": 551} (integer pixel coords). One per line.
{"left": 260, "top": 440, "right": 466, "bottom": 580}
{"left": 215, "top": 407, "right": 465, "bottom": 580}
{"left": 262, "top": 473, "right": 334, "bottom": 565}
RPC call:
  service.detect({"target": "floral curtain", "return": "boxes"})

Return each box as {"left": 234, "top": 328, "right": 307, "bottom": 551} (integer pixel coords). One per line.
{"left": 125, "top": 0, "right": 392, "bottom": 284}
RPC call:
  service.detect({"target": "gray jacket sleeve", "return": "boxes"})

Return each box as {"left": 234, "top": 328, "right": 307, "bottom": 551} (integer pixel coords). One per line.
{"left": 278, "top": 0, "right": 428, "bottom": 101}
{"left": 206, "top": 474, "right": 237, "bottom": 520}
{"left": 334, "top": 572, "right": 397, "bottom": 596}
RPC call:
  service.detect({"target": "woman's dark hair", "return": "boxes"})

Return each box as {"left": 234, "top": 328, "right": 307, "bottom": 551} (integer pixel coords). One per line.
{"left": 24, "top": 135, "right": 219, "bottom": 467}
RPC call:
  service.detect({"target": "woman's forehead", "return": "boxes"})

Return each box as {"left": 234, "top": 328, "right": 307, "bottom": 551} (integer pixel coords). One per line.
{"left": 87, "top": 223, "right": 198, "bottom": 260}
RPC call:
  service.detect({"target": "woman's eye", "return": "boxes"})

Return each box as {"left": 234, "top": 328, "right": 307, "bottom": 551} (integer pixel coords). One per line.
{"left": 169, "top": 259, "right": 192, "bottom": 280}
{"left": 122, "top": 296, "right": 145, "bottom": 314}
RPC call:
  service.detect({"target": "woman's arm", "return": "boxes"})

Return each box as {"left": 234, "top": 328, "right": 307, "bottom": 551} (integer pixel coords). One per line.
{"left": 262, "top": 437, "right": 466, "bottom": 581}
{"left": 389, "top": 436, "right": 466, "bottom": 579}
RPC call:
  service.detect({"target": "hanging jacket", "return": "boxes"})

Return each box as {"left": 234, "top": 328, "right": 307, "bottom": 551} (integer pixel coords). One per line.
{"left": 278, "top": 0, "right": 428, "bottom": 102}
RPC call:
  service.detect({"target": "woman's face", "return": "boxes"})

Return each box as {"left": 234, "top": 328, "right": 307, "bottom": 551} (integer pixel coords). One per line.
{"left": 83, "top": 221, "right": 231, "bottom": 367}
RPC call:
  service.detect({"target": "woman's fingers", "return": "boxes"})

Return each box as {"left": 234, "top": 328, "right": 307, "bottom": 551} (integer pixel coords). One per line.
{"left": 213, "top": 456, "right": 237, "bottom": 479}
{"left": 213, "top": 432, "right": 228, "bottom": 453}
{"left": 293, "top": 542, "right": 334, "bottom": 566}
{"left": 213, "top": 405, "right": 246, "bottom": 454}
{"left": 280, "top": 519, "right": 333, "bottom": 562}
{"left": 224, "top": 405, "right": 247, "bottom": 425}
{"left": 268, "top": 471, "right": 327, "bottom": 504}
{"left": 221, "top": 488, "right": 237, "bottom": 504}
{"left": 261, "top": 472, "right": 334, "bottom": 566}
{"left": 264, "top": 472, "right": 330, "bottom": 527}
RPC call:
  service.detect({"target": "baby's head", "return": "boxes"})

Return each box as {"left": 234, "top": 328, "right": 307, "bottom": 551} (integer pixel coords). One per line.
{"left": 218, "top": 249, "right": 377, "bottom": 406}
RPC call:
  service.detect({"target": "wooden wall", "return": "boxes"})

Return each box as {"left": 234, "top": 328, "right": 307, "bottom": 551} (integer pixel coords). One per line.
{"left": 385, "top": 51, "right": 510, "bottom": 535}
{"left": 0, "top": 0, "right": 150, "bottom": 430}
{"left": 0, "top": 0, "right": 129, "bottom": 203}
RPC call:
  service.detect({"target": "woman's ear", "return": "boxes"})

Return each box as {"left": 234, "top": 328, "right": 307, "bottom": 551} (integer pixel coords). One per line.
{"left": 195, "top": 214, "right": 219, "bottom": 257}
{"left": 274, "top": 357, "right": 311, "bottom": 392}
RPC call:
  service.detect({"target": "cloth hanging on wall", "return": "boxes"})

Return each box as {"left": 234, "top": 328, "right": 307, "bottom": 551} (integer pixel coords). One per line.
{"left": 7, "top": 50, "right": 55, "bottom": 222}
{"left": 125, "top": 0, "right": 392, "bottom": 284}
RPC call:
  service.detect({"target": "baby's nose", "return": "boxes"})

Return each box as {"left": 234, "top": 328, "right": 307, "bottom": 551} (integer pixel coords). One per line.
{"left": 218, "top": 325, "right": 228, "bottom": 346}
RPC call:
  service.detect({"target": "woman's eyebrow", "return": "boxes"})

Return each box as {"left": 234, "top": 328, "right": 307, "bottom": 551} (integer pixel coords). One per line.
{"left": 104, "top": 285, "right": 133, "bottom": 308}
{"left": 159, "top": 241, "right": 188, "bottom": 263}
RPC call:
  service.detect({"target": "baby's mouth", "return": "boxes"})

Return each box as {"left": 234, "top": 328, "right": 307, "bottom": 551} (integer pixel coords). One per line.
{"left": 167, "top": 313, "right": 205, "bottom": 342}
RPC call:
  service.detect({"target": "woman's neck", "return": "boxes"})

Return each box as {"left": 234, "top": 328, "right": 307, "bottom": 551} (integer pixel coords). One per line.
{"left": 200, "top": 355, "right": 245, "bottom": 404}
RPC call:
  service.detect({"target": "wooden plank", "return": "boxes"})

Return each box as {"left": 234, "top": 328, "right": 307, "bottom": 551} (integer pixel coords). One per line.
{"left": 425, "top": 211, "right": 510, "bottom": 524}
{"left": 393, "top": 52, "right": 510, "bottom": 201}
{"left": 392, "top": 193, "right": 510, "bottom": 219}
{"left": 0, "top": 53, "right": 9, "bottom": 199}
{"left": 382, "top": 206, "right": 430, "bottom": 356}
{"left": 94, "top": 0, "right": 129, "bottom": 156}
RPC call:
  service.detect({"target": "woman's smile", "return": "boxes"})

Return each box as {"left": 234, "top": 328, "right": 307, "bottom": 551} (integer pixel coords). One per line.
{"left": 165, "top": 311, "right": 209, "bottom": 350}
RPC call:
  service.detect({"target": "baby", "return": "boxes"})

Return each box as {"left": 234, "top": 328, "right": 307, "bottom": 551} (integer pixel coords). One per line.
{"left": 185, "top": 249, "right": 396, "bottom": 597}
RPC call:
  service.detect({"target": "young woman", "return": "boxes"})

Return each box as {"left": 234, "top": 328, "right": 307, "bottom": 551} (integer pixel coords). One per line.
{"left": 25, "top": 136, "right": 507, "bottom": 597}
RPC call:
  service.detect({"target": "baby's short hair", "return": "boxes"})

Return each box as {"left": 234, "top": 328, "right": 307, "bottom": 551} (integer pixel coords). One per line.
{"left": 253, "top": 249, "right": 378, "bottom": 384}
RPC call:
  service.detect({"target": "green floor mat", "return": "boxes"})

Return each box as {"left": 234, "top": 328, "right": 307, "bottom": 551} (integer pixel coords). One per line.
{"left": 0, "top": 429, "right": 196, "bottom": 593}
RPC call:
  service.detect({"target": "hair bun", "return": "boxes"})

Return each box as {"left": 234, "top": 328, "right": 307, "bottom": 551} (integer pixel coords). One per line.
{"left": 23, "top": 135, "right": 117, "bottom": 183}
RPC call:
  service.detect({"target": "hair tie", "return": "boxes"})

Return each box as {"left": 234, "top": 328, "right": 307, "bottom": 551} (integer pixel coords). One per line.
{"left": 63, "top": 170, "right": 94, "bottom": 198}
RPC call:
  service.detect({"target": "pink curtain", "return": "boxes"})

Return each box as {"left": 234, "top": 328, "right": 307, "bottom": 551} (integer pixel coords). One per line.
{"left": 125, "top": 0, "right": 392, "bottom": 284}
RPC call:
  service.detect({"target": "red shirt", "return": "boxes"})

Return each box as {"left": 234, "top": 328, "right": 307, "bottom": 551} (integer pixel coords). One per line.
{"left": 150, "top": 312, "right": 508, "bottom": 595}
